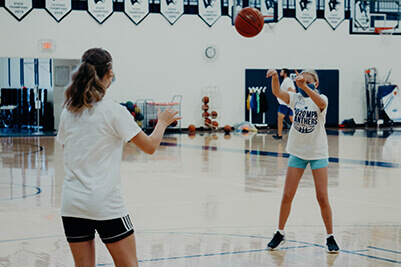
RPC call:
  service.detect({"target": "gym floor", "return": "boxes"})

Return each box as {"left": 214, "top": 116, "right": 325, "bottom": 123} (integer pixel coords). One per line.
{"left": 0, "top": 129, "right": 400, "bottom": 266}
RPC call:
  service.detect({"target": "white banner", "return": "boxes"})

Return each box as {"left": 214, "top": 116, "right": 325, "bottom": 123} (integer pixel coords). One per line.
{"left": 160, "top": 0, "right": 184, "bottom": 25}
{"left": 88, "top": 0, "right": 113, "bottom": 24}
{"left": 354, "top": 0, "right": 370, "bottom": 29}
{"left": 5, "top": 0, "right": 32, "bottom": 21}
{"left": 260, "top": 0, "right": 282, "bottom": 22}
{"left": 198, "top": 0, "right": 221, "bottom": 27}
{"left": 231, "top": 0, "right": 242, "bottom": 24}
{"left": 325, "top": 0, "right": 344, "bottom": 29}
{"left": 295, "top": 0, "right": 316, "bottom": 29}
{"left": 124, "top": 0, "right": 149, "bottom": 25}
{"left": 45, "top": 0, "right": 71, "bottom": 22}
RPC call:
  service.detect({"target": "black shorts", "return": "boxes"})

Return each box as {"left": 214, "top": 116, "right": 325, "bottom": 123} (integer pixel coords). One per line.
{"left": 62, "top": 215, "right": 134, "bottom": 244}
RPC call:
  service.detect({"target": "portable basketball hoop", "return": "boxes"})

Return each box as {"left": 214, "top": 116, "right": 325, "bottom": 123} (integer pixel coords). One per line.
{"left": 376, "top": 27, "right": 395, "bottom": 46}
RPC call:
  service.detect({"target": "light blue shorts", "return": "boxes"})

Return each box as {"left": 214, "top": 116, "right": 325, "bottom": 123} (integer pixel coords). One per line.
{"left": 288, "top": 155, "right": 329, "bottom": 170}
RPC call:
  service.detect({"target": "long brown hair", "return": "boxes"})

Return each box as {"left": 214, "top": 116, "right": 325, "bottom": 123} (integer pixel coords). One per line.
{"left": 64, "top": 48, "right": 112, "bottom": 114}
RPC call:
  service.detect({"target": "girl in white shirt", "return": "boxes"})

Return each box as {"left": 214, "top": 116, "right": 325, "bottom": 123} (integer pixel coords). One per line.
{"left": 57, "top": 48, "right": 180, "bottom": 266}
{"left": 265, "top": 69, "right": 340, "bottom": 253}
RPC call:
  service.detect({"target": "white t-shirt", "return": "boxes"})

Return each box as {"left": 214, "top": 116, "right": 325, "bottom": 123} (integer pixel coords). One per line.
{"left": 286, "top": 92, "right": 329, "bottom": 160}
{"left": 278, "top": 77, "right": 295, "bottom": 106}
{"left": 57, "top": 97, "right": 141, "bottom": 220}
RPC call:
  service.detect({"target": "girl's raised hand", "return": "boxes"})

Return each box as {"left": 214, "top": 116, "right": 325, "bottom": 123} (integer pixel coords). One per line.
{"left": 266, "top": 69, "right": 278, "bottom": 78}
{"left": 157, "top": 107, "right": 182, "bottom": 126}
{"left": 294, "top": 70, "right": 307, "bottom": 88}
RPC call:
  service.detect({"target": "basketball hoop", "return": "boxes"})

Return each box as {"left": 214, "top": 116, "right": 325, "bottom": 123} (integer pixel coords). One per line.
{"left": 376, "top": 27, "right": 394, "bottom": 46}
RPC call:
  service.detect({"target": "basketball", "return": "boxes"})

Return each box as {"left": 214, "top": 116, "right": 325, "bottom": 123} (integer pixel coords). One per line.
{"left": 224, "top": 125, "right": 231, "bottom": 133}
{"left": 205, "top": 118, "right": 212, "bottom": 126}
{"left": 234, "top": 7, "right": 264, "bottom": 38}
{"left": 202, "top": 104, "right": 209, "bottom": 111}
{"left": 171, "top": 120, "right": 178, "bottom": 127}
{"left": 211, "top": 111, "right": 218, "bottom": 119}
{"left": 202, "top": 96, "right": 209, "bottom": 104}
{"left": 203, "top": 111, "right": 210, "bottom": 118}
{"left": 212, "top": 121, "right": 218, "bottom": 128}
{"left": 188, "top": 124, "right": 196, "bottom": 132}
{"left": 149, "top": 119, "right": 158, "bottom": 127}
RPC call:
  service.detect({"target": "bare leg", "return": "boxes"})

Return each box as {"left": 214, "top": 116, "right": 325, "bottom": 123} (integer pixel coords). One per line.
{"left": 105, "top": 233, "right": 139, "bottom": 267}
{"left": 278, "top": 167, "right": 305, "bottom": 230}
{"left": 312, "top": 166, "right": 333, "bottom": 235}
{"left": 69, "top": 239, "right": 96, "bottom": 267}
{"left": 289, "top": 115, "right": 293, "bottom": 123}
{"left": 277, "top": 113, "right": 285, "bottom": 137}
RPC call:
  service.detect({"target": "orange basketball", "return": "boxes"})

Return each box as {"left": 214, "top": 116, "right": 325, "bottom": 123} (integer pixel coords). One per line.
{"left": 203, "top": 111, "right": 210, "bottom": 118}
{"left": 202, "top": 104, "right": 209, "bottom": 111}
{"left": 212, "top": 121, "right": 219, "bottom": 128}
{"left": 235, "top": 7, "right": 264, "bottom": 38}
{"left": 224, "top": 125, "right": 231, "bottom": 133}
{"left": 202, "top": 96, "right": 209, "bottom": 104}
{"left": 211, "top": 111, "right": 218, "bottom": 119}
{"left": 205, "top": 118, "right": 212, "bottom": 126}
{"left": 188, "top": 124, "right": 196, "bottom": 132}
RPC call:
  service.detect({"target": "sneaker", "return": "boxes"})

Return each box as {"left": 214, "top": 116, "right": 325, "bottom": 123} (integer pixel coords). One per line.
{"left": 267, "top": 231, "right": 285, "bottom": 250}
{"left": 272, "top": 134, "right": 283, "bottom": 140}
{"left": 326, "top": 236, "right": 340, "bottom": 254}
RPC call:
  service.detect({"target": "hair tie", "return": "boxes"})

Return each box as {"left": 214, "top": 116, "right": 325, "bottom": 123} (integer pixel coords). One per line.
{"left": 83, "top": 59, "right": 94, "bottom": 65}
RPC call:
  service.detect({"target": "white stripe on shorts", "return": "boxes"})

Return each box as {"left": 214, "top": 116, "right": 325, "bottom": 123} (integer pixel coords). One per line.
{"left": 126, "top": 216, "right": 133, "bottom": 228}
{"left": 124, "top": 216, "right": 133, "bottom": 230}
{"left": 121, "top": 216, "right": 129, "bottom": 231}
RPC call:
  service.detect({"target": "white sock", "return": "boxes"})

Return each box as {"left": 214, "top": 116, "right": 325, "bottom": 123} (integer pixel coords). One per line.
{"left": 327, "top": 234, "right": 334, "bottom": 239}
{"left": 277, "top": 229, "right": 285, "bottom": 236}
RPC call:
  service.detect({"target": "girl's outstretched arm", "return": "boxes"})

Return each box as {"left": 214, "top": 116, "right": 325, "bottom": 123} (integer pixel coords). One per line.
{"left": 266, "top": 69, "right": 290, "bottom": 105}
{"left": 130, "top": 107, "right": 181, "bottom": 154}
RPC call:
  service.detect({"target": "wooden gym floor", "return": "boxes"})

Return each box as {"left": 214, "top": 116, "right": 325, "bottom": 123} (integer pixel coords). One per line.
{"left": 0, "top": 129, "right": 400, "bottom": 266}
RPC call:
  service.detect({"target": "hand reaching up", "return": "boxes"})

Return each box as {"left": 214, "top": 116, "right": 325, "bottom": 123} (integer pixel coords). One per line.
{"left": 157, "top": 107, "right": 182, "bottom": 127}
{"left": 294, "top": 70, "right": 307, "bottom": 88}
{"left": 266, "top": 69, "right": 278, "bottom": 78}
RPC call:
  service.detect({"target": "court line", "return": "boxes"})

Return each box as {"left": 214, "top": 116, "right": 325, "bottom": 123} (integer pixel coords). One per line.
{"left": 2, "top": 224, "right": 401, "bottom": 243}
{"left": 160, "top": 142, "right": 401, "bottom": 169}
{"left": 1, "top": 231, "right": 399, "bottom": 265}
{"left": 140, "top": 232, "right": 401, "bottom": 264}
{"left": 0, "top": 183, "right": 42, "bottom": 201}
{"left": 0, "top": 143, "right": 43, "bottom": 156}
{"left": 97, "top": 245, "right": 312, "bottom": 265}
{"left": 368, "top": 246, "right": 401, "bottom": 254}
{"left": 0, "top": 235, "right": 63, "bottom": 244}
{"left": 96, "top": 232, "right": 401, "bottom": 265}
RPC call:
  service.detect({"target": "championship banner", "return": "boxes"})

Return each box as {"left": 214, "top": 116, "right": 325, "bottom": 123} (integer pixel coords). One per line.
{"left": 324, "top": 0, "right": 344, "bottom": 29}
{"left": 354, "top": 0, "right": 370, "bottom": 29}
{"left": 198, "top": 0, "right": 221, "bottom": 27}
{"left": 160, "top": 0, "right": 184, "bottom": 25}
{"left": 295, "top": 0, "right": 316, "bottom": 29}
{"left": 260, "top": 0, "right": 282, "bottom": 22}
{"left": 124, "top": 0, "right": 149, "bottom": 25}
{"left": 45, "top": 0, "right": 72, "bottom": 22}
{"left": 231, "top": 0, "right": 242, "bottom": 25}
{"left": 4, "top": 0, "right": 33, "bottom": 21}
{"left": 88, "top": 0, "right": 113, "bottom": 24}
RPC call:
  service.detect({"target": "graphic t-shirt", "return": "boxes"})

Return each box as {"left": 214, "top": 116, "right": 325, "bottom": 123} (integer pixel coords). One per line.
{"left": 278, "top": 77, "right": 295, "bottom": 106}
{"left": 286, "top": 92, "right": 329, "bottom": 160}
{"left": 57, "top": 97, "right": 141, "bottom": 220}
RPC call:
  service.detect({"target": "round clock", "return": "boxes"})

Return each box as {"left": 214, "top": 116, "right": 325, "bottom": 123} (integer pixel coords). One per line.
{"left": 205, "top": 46, "right": 217, "bottom": 59}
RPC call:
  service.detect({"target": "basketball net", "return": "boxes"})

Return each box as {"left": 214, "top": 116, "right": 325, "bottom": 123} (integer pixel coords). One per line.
{"left": 376, "top": 27, "right": 394, "bottom": 46}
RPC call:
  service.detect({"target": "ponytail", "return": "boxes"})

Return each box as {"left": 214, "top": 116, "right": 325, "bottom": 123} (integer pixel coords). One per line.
{"left": 64, "top": 48, "right": 112, "bottom": 114}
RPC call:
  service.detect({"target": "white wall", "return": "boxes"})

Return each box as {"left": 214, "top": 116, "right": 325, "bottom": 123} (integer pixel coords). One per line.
{"left": 1, "top": 8, "right": 400, "bottom": 128}
{"left": 52, "top": 59, "right": 80, "bottom": 130}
